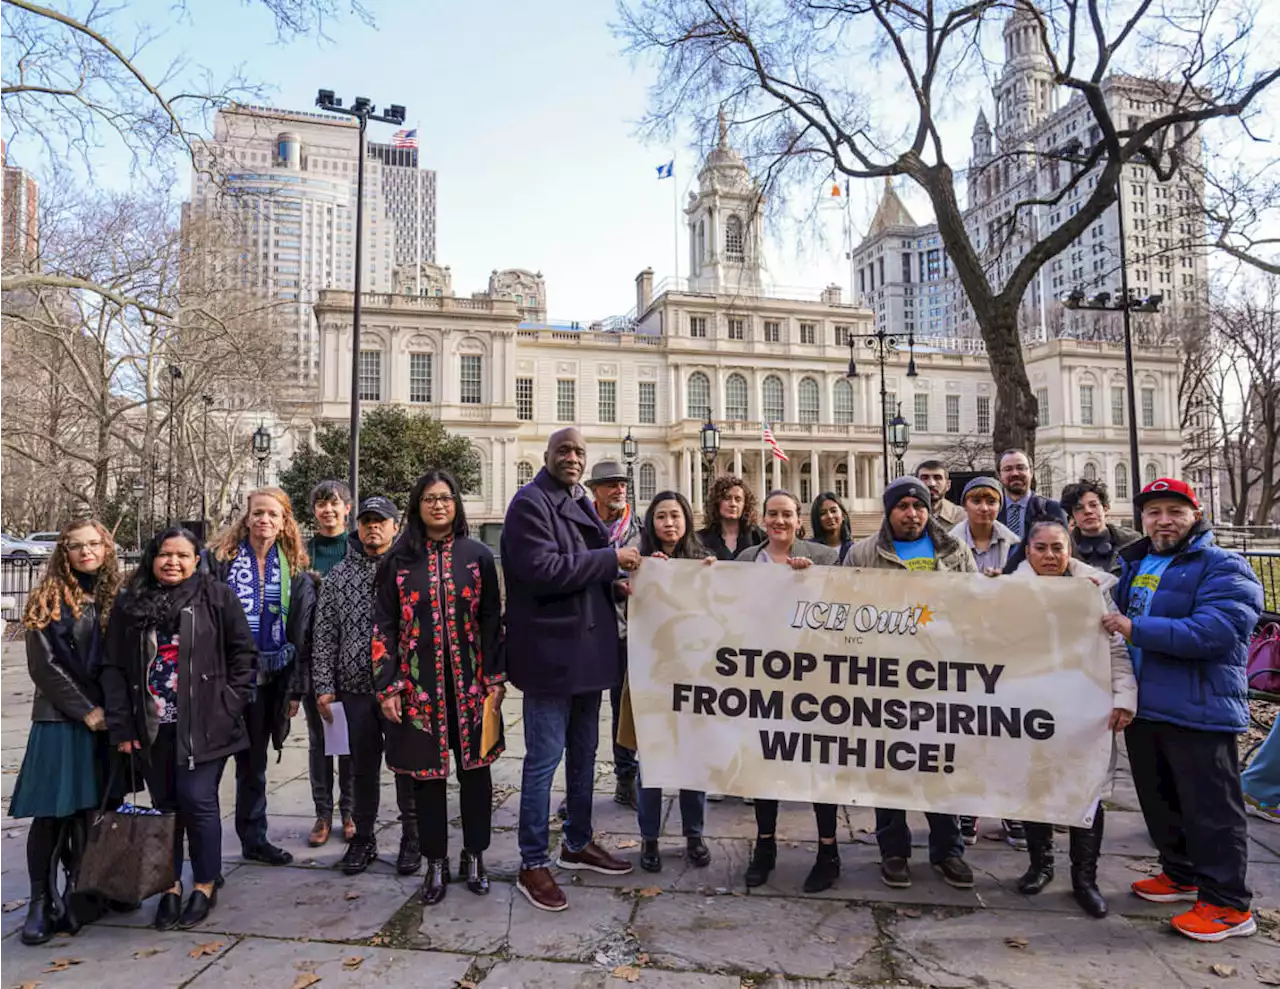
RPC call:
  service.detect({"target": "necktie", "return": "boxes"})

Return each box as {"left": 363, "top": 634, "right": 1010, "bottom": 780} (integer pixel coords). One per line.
{"left": 1008, "top": 502, "right": 1023, "bottom": 537}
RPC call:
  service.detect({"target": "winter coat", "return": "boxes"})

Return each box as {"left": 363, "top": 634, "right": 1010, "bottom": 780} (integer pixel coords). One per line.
{"left": 501, "top": 467, "right": 623, "bottom": 697}
{"left": 27, "top": 605, "right": 104, "bottom": 724}
{"left": 1112, "top": 527, "right": 1263, "bottom": 733}
{"left": 372, "top": 535, "right": 505, "bottom": 780}
{"left": 1000, "top": 493, "right": 1068, "bottom": 574}
{"left": 1071, "top": 523, "right": 1142, "bottom": 575}
{"left": 843, "top": 518, "right": 978, "bottom": 573}
{"left": 1012, "top": 558, "right": 1138, "bottom": 713}
{"left": 950, "top": 518, "right": 1021, "bottom": 573}
{"left": 698, "top": 523, "right": 766, "bottom": 562}
{"left": 933, "top": 498, "right": 966, "bottom": 527}
{"left": 101, "top": 574, "right": 256, "bottom": 766}
{"left": 734, "top": 539, "right": 840, "bottom": 565}
{"left": 311, "top": 531, "right": 381, "bottom": 697}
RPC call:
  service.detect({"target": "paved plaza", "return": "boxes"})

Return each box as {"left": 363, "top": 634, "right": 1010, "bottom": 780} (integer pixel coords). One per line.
{"left": 2, "top": 641, "right": 1279, "bottom": 988}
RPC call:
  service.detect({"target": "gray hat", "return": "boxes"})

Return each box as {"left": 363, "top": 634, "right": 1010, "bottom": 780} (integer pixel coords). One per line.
{"left": 883, "top": 477, "right": 932, "bottom": 515}
{"left": 960, "top": 476, "right": 1003, "bottom": 504}
{"left": 356, "top": 495, "right": 399, "bottom": 521}
{"left": 585, "top": 460, "right": 628, "bottom": 487}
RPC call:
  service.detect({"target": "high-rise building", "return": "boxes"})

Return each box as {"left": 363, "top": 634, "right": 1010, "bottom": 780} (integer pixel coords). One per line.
{"left": 851, "top": 6, "right": 1208, "bottom": 345}
{"left": 185, "top": 104, "right": 437, "bottom": 382}
{"left": 2, "top": 141, "right": 39, "bottom": 273}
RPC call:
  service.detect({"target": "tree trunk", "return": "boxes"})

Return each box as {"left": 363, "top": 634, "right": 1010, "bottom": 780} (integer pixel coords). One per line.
{"left": 981, "top": 307, "right": 1039, "bottom": 459}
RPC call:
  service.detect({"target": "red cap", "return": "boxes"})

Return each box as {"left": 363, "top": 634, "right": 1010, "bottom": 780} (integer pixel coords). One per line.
{"left": 1134, "top": 477, "right": 1200, "bottom": 511}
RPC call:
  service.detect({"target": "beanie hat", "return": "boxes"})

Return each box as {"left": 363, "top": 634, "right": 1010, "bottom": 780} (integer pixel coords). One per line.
{"left": 883, "top": 477, "right": 932, "bottom": 516}
{"left": 961, "top": 476, "right": 1003, "bottom": 504}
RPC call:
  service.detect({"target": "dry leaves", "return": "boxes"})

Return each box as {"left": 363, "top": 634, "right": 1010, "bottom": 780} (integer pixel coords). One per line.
{"left": 611, "top": 964, "right": 642, "bottom": 983}
{"left": 1004, "top": 937, "right": 1029, "bottom": 950}
{"left": 896, "top": 907, "right": 922, "bottom": 919}
{"left": 41, "top": 959, "right": 84, "bottom": 973}
{"left": 290, "top": 975, "right": 322, "bottom": 989}
{"left": 3, "top": 898, "right": 28, "bottom": 912}
{"left": 614, "top": 839, "right": 639, "bottom": 849}
{"left": 369, "top": 933, "right": 389, "bottom": 946}
{"left": 188, "top": 941, "right": 225, "bottom": 958}
{"left": 1210, "top": 963, "right": 1237, "bottom": 978}
{"left": 132, "top": 947, "right": 164, "bottom": 958}
{"left": 18, "top": 982, "right": 41, "bottom": 989}
{"left": 342, "top": 956, "right": 365, "bottom": 970}
{"left": 638, "top": 887, "right": 662, "bottom": 898}
{"left": 1255, "top": 963, "right": 1280, "bottom": 986}
{"left": 1124, "top": 861, "right": 1158, "bottom": 875}
{"left": 343, "top": 890, "right": 361, "bottom": 901}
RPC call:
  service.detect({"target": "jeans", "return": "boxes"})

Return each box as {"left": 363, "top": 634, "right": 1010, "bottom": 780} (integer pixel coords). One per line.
{"left": 636, "top": 771, "right": 705, "bottom": 841}
{"left": 518, "top": 692, "right": 601, "bottom": 870}
{"left": 234, "top": 676, "right": 287, "bottom": 850}
{"left": 610, "top": 642, "right": 638, "bottom": 782}
{"left": 875, "top": 808, "right": 964, "bottom": 864}
{"left": 303, "top": 693, "right": 354, "bottom": 822}
{"left": 1244, "top": 717, "right": 1280, "bottom": 807}
{"left": 145, "top": 724, "right": 226, "bottom": 885}
{"left": 341, "top": 692, "right": 415, "bottom": 841}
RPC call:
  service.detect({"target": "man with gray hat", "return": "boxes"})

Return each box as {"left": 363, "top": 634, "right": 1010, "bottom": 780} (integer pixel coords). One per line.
{"left": 844, "top": 477, "right": 977, "bottom": 889}
{"left": 586, "top": 459, "right": 641, "bottom": 808}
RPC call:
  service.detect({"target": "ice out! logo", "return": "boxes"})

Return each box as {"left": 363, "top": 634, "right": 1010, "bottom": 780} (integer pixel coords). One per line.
{"left": 790, "top": 600, "right": 935, "bottom": 636}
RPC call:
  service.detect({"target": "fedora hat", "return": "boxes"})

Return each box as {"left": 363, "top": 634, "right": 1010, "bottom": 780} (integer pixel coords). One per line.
{"left": 585, "top": 460, "right": 628, "bottom": 487}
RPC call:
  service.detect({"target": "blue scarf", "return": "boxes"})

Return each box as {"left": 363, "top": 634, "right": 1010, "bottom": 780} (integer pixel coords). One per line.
{"left": 227, "top": 542, "right": 292, "bottom": 677}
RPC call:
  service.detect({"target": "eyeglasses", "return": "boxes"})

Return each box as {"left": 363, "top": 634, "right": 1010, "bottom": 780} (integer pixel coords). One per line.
{"left": 421, "top": 494, "right": 454, "bottom": 507}
{"left": 66, "top": 540, "right": 104, "bottom": 553}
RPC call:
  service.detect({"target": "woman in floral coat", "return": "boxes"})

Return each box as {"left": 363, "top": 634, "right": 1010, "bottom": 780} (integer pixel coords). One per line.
{"left": 372, "top": 468, "right": 505, "bottom": 907}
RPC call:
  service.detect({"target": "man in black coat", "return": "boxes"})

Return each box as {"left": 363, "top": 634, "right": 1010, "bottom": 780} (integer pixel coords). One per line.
{"left": 996, "top": 448, "right": 1067, "bottom": 574}
{"left": 502, "top": 427, "right": 638, "bottom": 912}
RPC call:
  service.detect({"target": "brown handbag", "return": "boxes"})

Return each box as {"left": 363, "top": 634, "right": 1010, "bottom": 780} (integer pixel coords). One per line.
{"left": 77, "top": 757, "right": 176, "bottom": 904}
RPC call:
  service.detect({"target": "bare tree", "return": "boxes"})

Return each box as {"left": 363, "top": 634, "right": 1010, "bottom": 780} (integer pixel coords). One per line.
{"left": 937, "top": 432, "right": 997, "bottom": 472}
{"left": 618, "top": 0, "right": 1280, "bottom": 456}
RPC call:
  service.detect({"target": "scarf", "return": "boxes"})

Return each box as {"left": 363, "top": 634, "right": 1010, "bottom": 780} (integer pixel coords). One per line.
{"left": 606, "top": 504, "right": 633, "bottom": 547}
{"left": 227, "top": 542, "right": 292, "bottom": 676}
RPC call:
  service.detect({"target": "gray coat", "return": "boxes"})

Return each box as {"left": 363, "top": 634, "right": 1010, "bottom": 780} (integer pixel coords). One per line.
{"left": 734, "top": 540, "right": 840, "bottom": 565}
{"left": 844, "top": 518, "right": 978, "bottom": 573}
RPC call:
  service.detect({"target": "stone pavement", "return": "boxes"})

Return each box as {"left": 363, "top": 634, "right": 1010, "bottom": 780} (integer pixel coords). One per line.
{"left": 3, "top": 640, "right": 1280, "bottom": 988}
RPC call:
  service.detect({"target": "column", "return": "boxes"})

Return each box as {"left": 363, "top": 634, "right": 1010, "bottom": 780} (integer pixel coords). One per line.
{"left": 758, "top": 450, "right": 769, "bottom": 502}
{"left": 694, "top": 453, "right": 704, "bottom": 515}
{"left": 681, "top": 448, "right": 692, "bottom": 498}
{"left": 810, "top": 448, "right": 821, "bottom": 499}
{"left": 847, "top": 451, "right": 856, "bottom": 502}
{"left": 732, "top": 447, "right": 743, "bottom": 479}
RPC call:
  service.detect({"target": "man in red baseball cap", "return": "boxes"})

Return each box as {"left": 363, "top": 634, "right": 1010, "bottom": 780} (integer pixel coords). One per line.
{"left": 1102, "top": 478, "right": 1263, "bottom": 942}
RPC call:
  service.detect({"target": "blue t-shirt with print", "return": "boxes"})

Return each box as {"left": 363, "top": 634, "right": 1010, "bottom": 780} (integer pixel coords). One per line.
{"left": 893, "top": 535, "right": 936, "bottom": 572}
{"left": 1125, "top": 553, "right": 1174, "bottom": 678}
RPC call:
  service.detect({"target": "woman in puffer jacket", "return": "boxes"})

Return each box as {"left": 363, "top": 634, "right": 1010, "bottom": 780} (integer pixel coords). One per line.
{"left": 1011, "top": 518, "right": 1138, "bottom": 918}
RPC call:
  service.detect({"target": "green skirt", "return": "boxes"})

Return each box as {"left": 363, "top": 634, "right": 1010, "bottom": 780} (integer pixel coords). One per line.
{"left": 9, "top": 721, "right": 103, "bottom": 819}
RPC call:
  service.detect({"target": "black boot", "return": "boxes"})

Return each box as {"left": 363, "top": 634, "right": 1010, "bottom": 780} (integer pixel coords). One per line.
{"left": 397, "top": 828, "right": 422, "bottom": 876}
{"left": 1016, "top": 822, "right": 1056, "bottom": 895}
{"left": 460, "top": 849, "right": 489, "bottom": 895}
{"left": 1070, "top": 805, "right": 1108, "bottom": 918}
{"left": 614, "top": 776, "right": 637, "bottom": 809}
{"left": 421, "top": 858, "right": 450, "bottom": 906}
{"left": 744, "top": 837, "right": 776, "bottom": 887}
{"left": 20, "top": 876, "right": 53, "bottom": 946}
{"left": 803, "top": 842, "right": 841, "bottom": 893}
{"left": 640, "top": 839, "right": 662, "bottom": 873}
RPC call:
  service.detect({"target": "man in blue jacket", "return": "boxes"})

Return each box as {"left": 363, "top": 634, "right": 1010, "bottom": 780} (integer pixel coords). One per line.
{"left": 1103, "top": 478, "right": 1263, "bottom": 942}
{"left": 503, "top": 427, "right": 640, "bottom": 912}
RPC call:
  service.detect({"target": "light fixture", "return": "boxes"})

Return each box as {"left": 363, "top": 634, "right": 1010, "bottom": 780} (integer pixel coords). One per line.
{"left": 252, "top": 423, "right": 272, "bottom": 460}
{"left": 699, "top": 409, "right": 721, "bottom": 458}
{"left": 888, "top": 404, "right": 911, "bottom": 459}
{"left": 622, "top": 428, "right": 638, "bottom": 464}
{"left": 845, "top": 336, "right": 858, "bottom": 378}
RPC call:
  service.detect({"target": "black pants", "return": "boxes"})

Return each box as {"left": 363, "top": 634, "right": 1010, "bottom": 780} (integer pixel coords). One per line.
{"left": 145, "top": 724, "right": 226, "bottom": 886}
{"left": 753, "top": 800, "right": 839, "bottom": 841}
{"left": 302, "top": 693, "right": 354, "bottom": 823}
{"left": 234, "top": 675, "right": 286, "bottom": 851}
{"left": 876, "top": 809, "right": 964, "bottom": 864}
{"left": 342, "top": 691, "right": 416, "bottom": 841}
{"left": 609, "top": 640, "right": 638, "bottom": 782}
{"left": 411, "top": 710, "right": 491, "bottom": 860}
{"left": 1126, "top": 718, "right": 1251, "bottom": 911}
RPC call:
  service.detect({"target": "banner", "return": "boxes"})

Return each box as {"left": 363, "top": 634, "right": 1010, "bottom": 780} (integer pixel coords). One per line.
{"left": 627, "top": 559, "right": 1116, "bottom": 826}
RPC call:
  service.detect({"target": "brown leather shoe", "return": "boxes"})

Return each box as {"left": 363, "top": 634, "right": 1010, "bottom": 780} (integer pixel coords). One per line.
{"left": 556, "top": 841, "right": 634, "bottom": 875}
{"left": 342, "top": 817, "right": 356, "bottom": 842}
{"left": 308, "top": 818, "right": 331, "bottom": 847}
{"left": 516, "top": 867, "right": 568, "bottom": 912}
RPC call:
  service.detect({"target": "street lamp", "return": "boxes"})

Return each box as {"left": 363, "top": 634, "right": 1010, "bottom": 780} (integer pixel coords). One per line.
{"left": 847, "top": 329, "right": 918, "bottom": 487}
{"left": 252, "top": 423, "right": 272, "bottom": 486}
{"left": 316, "top": 89, "right": 407, "bottom": 509}
{"left": 165, "top": 364, "right": 183, "bottom": 525}
{"left": 888, "top": 403, "right": 911, "bottom": 479}
{"left": 699, "top": 408, "right": 721, "bottom": 508}
{"left": 622, "top": 428, "right": 638, "bottom": 510}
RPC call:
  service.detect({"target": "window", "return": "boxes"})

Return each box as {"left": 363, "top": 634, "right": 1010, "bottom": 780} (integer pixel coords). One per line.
{"left": 913, "top": 393, "right": 930, "bottom": 433}
{"left": 834, "top": 325, "right": 850, "bottom": 346}
{"left": 800, "top": 462, "right": 812, "bottom": 504}
{"left": 798, "top": 378, "right": 820, "bottom": 424}
{"left": 1111, "top": 386, "right": 1125, "bottom": 426}
{"left": 884, "top": 390, "right": 897, "bottom": 424}
{"left": 1083, "top": 461, "right": 1099, "bottom": 482}
{"left": 556, "top": 379, "right": 576, "bottom": 422}
{"left": 690, "top": 316, "right": 707, "bottom": 338}
{"left": 833, "top": 379, "right": 855, "bottom": 424}
{"left": 762, "top": 375, "right": 785, "bottom": 423}
{"left": 835, "top": 462, "right": 849, "bottom": 499}
{"left": 638, "top": 463, "right": 657, "bottom": 502}
{"left": 1079, "top": 384, "right": 1095, "bottom": 425}
{"left": 799, "top": 322, "right": 816, "bottom": 345}
{"left": 728, "top": 318, "right": 745, "bottom": 341}
{"left": 1141, "top": 388, "right": 1155, "bottom": 428}
{"left": 725, "top": 215, "right": 744, "bottom": 260}
{"left": 358, "top": 349, "right": 381, "bottom": 401}
{"left": 686, "top": 372, "right": 711, "bottom": 419}
{"left": 516, "top": 377, "right": 533, "bottom": 421}
{"left": 976, "top": 395, "right": 991, "bottom": 435}
{"left": 516, "top": 461, "right": 535, "bottom": 487}
{"left": 409, "top": 353, "right": 432, "bottom": 403}
{"left": 1144, "top": 462, "right": 1158, "bottom": 487}
{"left": 638, "top": 382, "right": 656, "bottom": 424}
{"left": 1115, "top": 462, "right": 1129, "bottom": 500}
{"left": 764, "top": 321, "right": 780, "bottom": 343}
{"left": 1038, "top": 461, "right": 1054, "bottom": 495}
{"left": 598, "top": 379, "right": 617, "bottom": 423}
{"left": 946, "top": 394, "right": 961, "bottom": 434}
{"left": 460, "top": 355, "right": 483, "bottom": 405}
{"left": 725, "top": 373, "right": 749, "bottom": 421}
{"left": 1035, "top": 387, "right": 1050, "bottom": 426}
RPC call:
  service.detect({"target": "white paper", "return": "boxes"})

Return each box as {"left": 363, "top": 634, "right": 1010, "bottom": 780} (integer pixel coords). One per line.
{"left": 322, "top": 701, "right": 350, "bottom": 757}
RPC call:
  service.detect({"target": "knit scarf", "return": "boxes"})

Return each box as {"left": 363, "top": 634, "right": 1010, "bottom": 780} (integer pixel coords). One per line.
{"left": 228, "top": 542, "right": 292, "bottom": 676}
{"left": 606, "top": 504, "right": 633, "bottom": 547}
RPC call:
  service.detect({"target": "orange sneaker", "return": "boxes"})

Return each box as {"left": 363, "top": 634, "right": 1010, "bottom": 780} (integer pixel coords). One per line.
{"left": 1131, "top": 872, "right": 1198, "bottom": 902}
{"left": 1171, "top": 901, "right": 1256, "bottom": 942}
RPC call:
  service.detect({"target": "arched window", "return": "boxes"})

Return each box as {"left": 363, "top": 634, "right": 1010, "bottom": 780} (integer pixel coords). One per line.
{"left": 516, "top": 461, "right": 535, "bottom": 487}
{"left": 800, "top": 461, "right": 813, "bottom": 504}
{"left": 686, "top": 371, "right": 711, "bottom": 419}
{"left": 725, "top": 215, "right": 744, "bottom": 261}
{"left": 1083, "top": 461, "right": 1099, "bottom": 483}
{"left": 1144, "top": 461, "right": 1158, "bottom": 487}
{"left": 762, "top": 375, "right": 785, "bottom": 423}
{"left": 725, "top": 373, "right": 749, "bottom": 421}
{"left": 833, "top": 379, "right": 855, "bottom": 424}
{"left": 697, "top": 219, "right": 706, "bottom": 265}
{"left": 638, "top": 463, "right": 657, "bottom": 502}
{"left": 798, "top": 377, "right": 820, "bottom": 424}
{"left": 835, "top": 462, "right": 850, "bottom": 499}
{"left": 1038, "top": 461, "right": 1054, "bottom": 496}
{"left": 1115, "top": 462, "right": 1129, "bottom": 500}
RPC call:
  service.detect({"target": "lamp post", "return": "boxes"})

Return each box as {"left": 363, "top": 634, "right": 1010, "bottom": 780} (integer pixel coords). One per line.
{"left": 699, "top": 408, "right": 721, "bottom": 509}
{"left": 847, "top": 329, "right": 918, "bottom": 487}
{"left": 622, "top": 428, "right": 638, "bottom": 510}
{"left": 165, "top": 364, "right": 183, "bottom": 524}
{"left": 888, "top": 403, "right": 911, "bottom": 479}
{"left": 252, "top": 423, "right": 272, "bottom": 487}
{"left": 316, "top": 89, "right": 407, "bottom": 510}
{"left": 131, "top": 476, "right": 146, "bottom": 550}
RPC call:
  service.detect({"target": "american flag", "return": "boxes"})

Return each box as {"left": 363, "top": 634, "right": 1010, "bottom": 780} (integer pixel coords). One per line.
{"left": 391, "top": 128, "right": 418, "bottom": 149}
{"left": 762, "top": 422, "right": 789, "bottom": 462}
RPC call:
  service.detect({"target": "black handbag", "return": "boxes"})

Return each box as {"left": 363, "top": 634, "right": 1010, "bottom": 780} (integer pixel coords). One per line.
{"left": 77, "top": 755, "right": 176, "bottom": 904}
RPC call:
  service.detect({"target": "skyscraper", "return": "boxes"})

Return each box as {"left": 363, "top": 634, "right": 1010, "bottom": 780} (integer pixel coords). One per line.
{"left": 2, "top": 141, "right": 39, "bottom": 274}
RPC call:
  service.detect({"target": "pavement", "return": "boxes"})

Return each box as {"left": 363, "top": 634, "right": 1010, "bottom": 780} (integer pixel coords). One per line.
{"left": 2, "top": 639, "right": 1280, "bottom": 988}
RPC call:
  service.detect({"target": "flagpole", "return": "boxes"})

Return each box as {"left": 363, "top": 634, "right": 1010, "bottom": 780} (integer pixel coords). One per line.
{"left": 415, "top": 124, "right": 422, "bottom": 298}
{"left": 760, "top": 422, "right": 767, "bottom": 501}
{"left": 672, "top": 158, "right": 679, "bottom": 288}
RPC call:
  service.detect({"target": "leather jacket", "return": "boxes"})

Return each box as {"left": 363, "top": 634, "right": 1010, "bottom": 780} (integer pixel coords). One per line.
{"left": 27, "top": 605, "right": 103, "bottom": 724}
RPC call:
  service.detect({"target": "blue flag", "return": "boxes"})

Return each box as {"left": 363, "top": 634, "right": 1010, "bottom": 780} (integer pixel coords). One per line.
{"left": 656, "top": 160, "right": 674, "bottom": 179}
